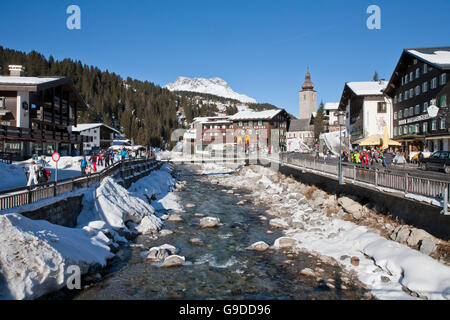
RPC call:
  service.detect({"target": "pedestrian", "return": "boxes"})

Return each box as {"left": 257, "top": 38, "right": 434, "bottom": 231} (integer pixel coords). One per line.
{"left": 90, "top": 153, "right": 98, "bottom": 172}
{"left": 27, "top": 161, "right": 39, "bottom": 187}
{"left": 80, "top": 156, "right": 87, "bottom": 175}
{"left": 98, "top": 151, "right": 104, "bottom": 167}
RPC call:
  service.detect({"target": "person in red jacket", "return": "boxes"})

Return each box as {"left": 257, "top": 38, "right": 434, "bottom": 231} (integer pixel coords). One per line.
{"left": 361, "top": 151, "right": 369, "bottom": 165}
{"left": 90, "top": 153, "right": 98, "bottom": 172}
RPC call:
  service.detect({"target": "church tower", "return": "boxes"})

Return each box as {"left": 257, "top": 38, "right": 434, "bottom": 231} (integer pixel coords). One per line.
{"left": 299, "top": 68, "right": 317, "bottom": 120}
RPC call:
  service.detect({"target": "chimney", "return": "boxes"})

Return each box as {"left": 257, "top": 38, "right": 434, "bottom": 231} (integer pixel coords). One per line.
{"left": 9, "top": 65, "right": 24, "bottom": 77}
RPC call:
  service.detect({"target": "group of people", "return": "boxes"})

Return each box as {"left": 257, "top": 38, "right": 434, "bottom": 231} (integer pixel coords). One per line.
{"left": 26, "top": 160, "right": 51, "bottom": 186}
{"left": 80, "top": 149, "right": 115, "bottom": 175}
{"left": 341, "top": 148, "right": 397, "bottom": 168}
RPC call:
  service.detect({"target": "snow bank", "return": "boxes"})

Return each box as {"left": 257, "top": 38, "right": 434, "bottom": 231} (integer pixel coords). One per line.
{"left": 0, "top": 213, "right": 113, "bottom": 300}
{"left": 207, "top": 164, "right": 450, "bottom": 300}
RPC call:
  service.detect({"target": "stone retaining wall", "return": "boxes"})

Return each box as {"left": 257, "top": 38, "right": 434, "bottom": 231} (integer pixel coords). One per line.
{"left": 259, "top": 160, "right": 450, "bottom": 241}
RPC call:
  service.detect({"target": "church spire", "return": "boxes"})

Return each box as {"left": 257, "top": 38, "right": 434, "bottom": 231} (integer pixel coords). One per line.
{"left": 302, "top": 68, "right": 314, "bottom": 91}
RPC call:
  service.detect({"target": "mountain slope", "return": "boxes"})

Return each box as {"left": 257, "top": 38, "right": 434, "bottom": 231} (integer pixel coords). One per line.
{"left": 165, "top": 77, "right": 257, "bottom": 104}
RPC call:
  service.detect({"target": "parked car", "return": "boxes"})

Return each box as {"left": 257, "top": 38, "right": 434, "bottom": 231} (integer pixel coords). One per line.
{"left": 420, "top": 151, "right": 450, "bottom": 173}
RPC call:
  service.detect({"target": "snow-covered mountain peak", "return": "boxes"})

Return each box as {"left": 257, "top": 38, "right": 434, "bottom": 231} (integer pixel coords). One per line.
{"left": 164, "top": 76, "right": 257, "bottom": 103}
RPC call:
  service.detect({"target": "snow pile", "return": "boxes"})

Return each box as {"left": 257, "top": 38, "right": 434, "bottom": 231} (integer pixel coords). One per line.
{"left": 164, "top": 76, "right": 257, "bottom": 103}
{"left": 77, "top": 176, "right": 163, "bottom": 231}
{"left": 0, "top": 213, "right": 113, "bottom": 300}
{"left": 203, "top": 164, "right": 450, "bottom": 300}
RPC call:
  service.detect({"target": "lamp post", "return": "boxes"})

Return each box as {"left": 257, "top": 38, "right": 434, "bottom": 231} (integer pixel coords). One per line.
{"left": 338, "top": 111, "right": 346, "bottom": 185}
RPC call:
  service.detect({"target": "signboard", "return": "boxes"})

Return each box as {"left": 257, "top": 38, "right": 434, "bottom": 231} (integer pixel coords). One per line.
{"left": 398, "top": 113, "right": 431, "bottom": 125}
{"left": 427, "top": 105, "right": 439, "bottom": 118}
{"left": 52, "top": 152, "right": 60, "bottom": 162}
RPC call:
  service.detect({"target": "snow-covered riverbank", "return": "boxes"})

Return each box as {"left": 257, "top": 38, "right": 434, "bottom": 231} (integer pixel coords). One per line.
{"left": 0, "top": 163, "right": 178, "bottom": 300}
{"left": 198, "top": 163, "right": 450, "bottom": 300}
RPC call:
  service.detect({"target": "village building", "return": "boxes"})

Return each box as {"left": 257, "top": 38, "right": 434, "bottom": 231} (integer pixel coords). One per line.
{"left": 384, "top": 47, "right": 450, "bottom": 154}
{"left": 229, "top": 109, "right": 290, "bottom": 153}
{"left": 324, "top": 102, "right": 340, "bottom": 132}
{"left": 338, "top": 80, "right": 392, "bottom": 146}
{"left": 0, "top": 65, "right": 90, "bottom": 160}
{"left": 287, "top": 118, "right": 314, "bottom": 151}
{"left": 71, "top": 123, "right": 121, "bottom": 152}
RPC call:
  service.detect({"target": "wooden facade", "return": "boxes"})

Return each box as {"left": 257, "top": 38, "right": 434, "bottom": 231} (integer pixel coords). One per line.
{"left": 0, "top": 76, "right": 91, "bottom": 159}
{"left": 385, "top": 48, "right": 450, "bottom": 155}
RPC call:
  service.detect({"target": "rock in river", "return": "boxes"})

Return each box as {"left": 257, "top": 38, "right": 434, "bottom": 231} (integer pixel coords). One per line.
{"left": 200, "top": 217, "right": 220, "bottom": 228}
{"left": 247, "top": 241, "right": 269, "bottom": 252}
{"left": 189, "top": 238, "right": 204, "bottom": 246}
{"left": 167, "top": 214, "right": 183, "bottom": 222}
{"left": 274, "top": 237, "right": 297, "bottom": 249}
{"left": 146, "top": 244, "right": 178, "bottom": 262}
{"left": 162, "top": 255, "right": 185, "bottom": 268}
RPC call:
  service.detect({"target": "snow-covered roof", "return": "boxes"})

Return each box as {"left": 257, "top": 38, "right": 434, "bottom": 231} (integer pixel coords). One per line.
{"left": 407, "top": 47, "right": 450, "bottom": 69}
{"left": 346, "top": 81, "right": 387, "bottom": 96}
{"left": 0, "top": 76, "right": 63, "bottom": 85}
{"left": 71, "top": 123, "right": 121, "bottom": 134}
{"left": 324, "top": 102, "right": 339, "bottom": 110}
{"left": 229, "top": 109, "right": 282, "bottom": 121}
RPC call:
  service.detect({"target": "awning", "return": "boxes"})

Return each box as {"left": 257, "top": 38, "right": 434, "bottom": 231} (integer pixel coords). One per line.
{"left": 425, "top": 135, "right": 450, "bottom": 140}
{"left": 353, "top": 135, "right": 381, "bottom": 146}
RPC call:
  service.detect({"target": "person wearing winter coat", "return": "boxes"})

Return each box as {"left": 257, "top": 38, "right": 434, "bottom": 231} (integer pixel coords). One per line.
{"left": 27, "top": 161, "right": 39, "bottom": 186}
{"left": 80, "top": 156, "right": 87, "bottom": 175}
{"left": 89, "top": 154, "right": 98, "bottom": 172}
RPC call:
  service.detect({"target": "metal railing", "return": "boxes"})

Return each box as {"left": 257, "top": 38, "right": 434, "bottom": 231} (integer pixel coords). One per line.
{"left": 277, "top": 154, "right": 450, "bottom": 205}
{"left": 0, "top": 157, "right": 158, "bottom": 211}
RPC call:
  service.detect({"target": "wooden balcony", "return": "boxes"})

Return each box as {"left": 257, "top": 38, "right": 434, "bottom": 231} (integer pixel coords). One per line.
{"left": 0, "top": 125, "right": 92, "bottom": 143}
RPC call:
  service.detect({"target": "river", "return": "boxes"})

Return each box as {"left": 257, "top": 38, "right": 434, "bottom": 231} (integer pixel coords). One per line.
{"left": 67, "top": 164, "right": 372, "bottom": 300}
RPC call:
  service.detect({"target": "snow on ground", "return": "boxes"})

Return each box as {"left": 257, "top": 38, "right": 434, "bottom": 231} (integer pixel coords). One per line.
{"left": 0, "top": 213, "right": 113, "bottom": 300}
{"left": 199, "top": 163, "right": 450, "bottom": 300}
{"left": 0, "top": 162, "right": 178, "bottom": 300}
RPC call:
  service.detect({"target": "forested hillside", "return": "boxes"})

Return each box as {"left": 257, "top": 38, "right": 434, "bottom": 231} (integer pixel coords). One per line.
{"left": 0, "top": 46, "right": 180, "bottom": 147}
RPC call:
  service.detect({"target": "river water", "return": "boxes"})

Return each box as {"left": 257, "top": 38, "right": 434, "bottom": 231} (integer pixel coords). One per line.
{"left": 71, "top": 164, "right": 372, "bottom": 300}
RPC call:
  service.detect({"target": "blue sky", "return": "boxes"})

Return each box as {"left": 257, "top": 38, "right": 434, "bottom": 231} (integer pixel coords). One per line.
{"left": 1, "top": 0, "right": 449, "bottom": 116}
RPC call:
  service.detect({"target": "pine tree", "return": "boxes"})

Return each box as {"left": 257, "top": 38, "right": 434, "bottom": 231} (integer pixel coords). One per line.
{"left": 314, "top": 102, "right": 325, "bottom": 140}
{"left": 373, "top": 71, "right": 379, "bottom": 81}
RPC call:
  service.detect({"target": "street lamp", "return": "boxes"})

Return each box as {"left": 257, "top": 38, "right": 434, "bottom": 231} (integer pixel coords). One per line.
{"left": 338, "top": 111, "right": 346, "bottom": 185}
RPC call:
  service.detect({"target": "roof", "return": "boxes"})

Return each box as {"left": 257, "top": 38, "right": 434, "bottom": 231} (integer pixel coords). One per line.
{"left": 288, "top": 119, "right": 313, "bottom": 132}
{"left": 0, "top": 76, "right": 64, "bottom": 86}
{"left": 346, "top": 81, "right": 387, "bottom": 96}
{"left": 71, "top": 123, "right": 121, "bottom": 135}
{"left": 406, "top": 47, "right": 450, "bottom": 70}
{"left": 324, "top": 102, "right": 339, "bottom": 110}
{"left": 229, "top": 109, "right": 282, "bottom": 121}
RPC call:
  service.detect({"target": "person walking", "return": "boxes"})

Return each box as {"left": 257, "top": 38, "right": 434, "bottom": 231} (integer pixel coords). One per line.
{"left": 98, "top": 151, "right": 104, "bottom": 167}
{"left": 90, "top": 153, "right": 98, "bottom": 172}
{"left": 27, "top": 161, "right": 39, "bottom": 187}
{"left": 80, "top": 156, "right": 87, "bottom": 175}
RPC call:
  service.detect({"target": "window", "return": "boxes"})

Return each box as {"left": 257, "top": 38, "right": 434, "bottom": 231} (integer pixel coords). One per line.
{"left": 416, "top": 68, "right": 420, "bottom": 78}
{"left": 415, "top": 85, "right": 420, "bottom": 96}
{"left": 394, "top": 112, "right": 397, "bottom": 120}
{"left": 394, "top": 95, "right": 398, "bottom": 104}
{"left": 409, "top": 88, "right": 414, "bottom": 98}
{"left": 432, "top": 120, "right": 437, "bottom": 131}
{"left": 431, "top": 77, "right": 438, "bottom": 89}
{"left": 409, "top": 125, "right": 414, "bottom": 134}
{"left": 441, "top": 74, "right": 447, "bottom": 86}
{"left": 404, "top": 91, "right": 408, "bottom": 100}
{"left": 238, "top": 121, "right": 242, "bottom": 127}
{"left": 414, "top": 59, "right": 418, "bottom": 65}
{"left": 409, "top": 72, "right": 413, "bottom": 82}
{"left": 377, "top": 102, "right": 387, "bottom": 113}
{"left": 422, "top": 81, "right": 428, "bottom": 93}
{"left": 404, "top": 108, "right": 408, "bottom": 117}
{"left": 415, "top": 105, "right": 420, "bottom": 115}
{"left": 0, "top": 97, "right": 5, "bottom": 108}
{"left": 441, "top": 119, "right": 447, "bottom": 130}
{"left": 423, "top": 64, "right": 428, "bottom": 74}
{"left": 394, "top": 127, "right": 398, "bottom": 136}
{"left": 423, "top": 102, "right": 428, "bottom": 113}
{"left": 422, "top": 122, "right": 428, "bottom": 133}
{"left": 440, "top": 95, "right": 447, "bottom": 108}
{"left": 409, "top": 107, "right": 414, "bottom": 116}
{"left": 399, "top": 92, "right": 403, "bottom": 102}
{"left": 401, "top": 77, "right": 404, "bottom": 86}
{"left": 403, "top": 126, "right": 408, "bottom": 134}
{"left": 399, "top": 109, "right": 403, "bottom": 118}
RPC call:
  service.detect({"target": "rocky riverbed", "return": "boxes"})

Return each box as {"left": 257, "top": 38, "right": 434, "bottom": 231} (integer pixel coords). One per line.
{"left": 69, "top": 164, "right": 374, "bottom": 300}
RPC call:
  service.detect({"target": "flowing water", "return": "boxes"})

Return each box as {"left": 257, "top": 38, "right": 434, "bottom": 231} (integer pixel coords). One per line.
{"left": 70, "top": 164, "right": 372, "bottom": 300}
